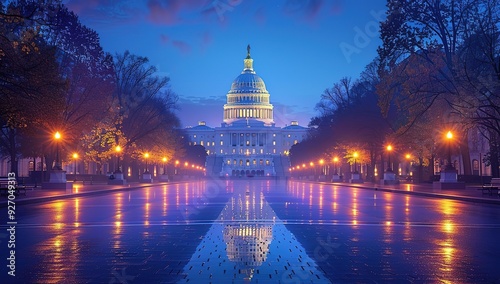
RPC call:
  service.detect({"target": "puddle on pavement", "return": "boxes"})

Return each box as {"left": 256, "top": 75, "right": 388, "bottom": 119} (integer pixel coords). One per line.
{"left": 177, "top": 186, "right": 330, "bottom": 283}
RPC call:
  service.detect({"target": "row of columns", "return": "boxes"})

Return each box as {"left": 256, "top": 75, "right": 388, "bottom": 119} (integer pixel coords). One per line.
{"left": 224, "top": 108, "right": 273, "bottom": 120}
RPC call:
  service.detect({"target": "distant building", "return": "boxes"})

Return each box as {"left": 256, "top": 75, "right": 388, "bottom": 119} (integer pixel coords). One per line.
{"left": 185, "top": 46, "right": 308, "bottom": 177}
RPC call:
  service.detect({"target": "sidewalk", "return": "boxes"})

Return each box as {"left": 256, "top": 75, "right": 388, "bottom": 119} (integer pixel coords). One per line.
{"left": 1, "top": 179, "right": 500, "bottom": 207}
{"left": 0, "top": 181, "right": 167, "bottom": 207}
{"left": 335, "top": 181, "right": 500, "bottom": 205}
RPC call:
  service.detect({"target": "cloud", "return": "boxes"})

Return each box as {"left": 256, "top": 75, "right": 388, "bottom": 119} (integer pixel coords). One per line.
{"left": 282, "top": 0, "right": 344, "bottom": 22}
{"left": 160, "top": 34, "right": 169, "bottom": 44}
{"left": 146, "top": 0, "right": 211, "bottom": 25}
{"left": 172, "top": 40, "right": 191, "bottom": 54}
{"left": 65, "top": 0, "right": 144, "bottom": 26}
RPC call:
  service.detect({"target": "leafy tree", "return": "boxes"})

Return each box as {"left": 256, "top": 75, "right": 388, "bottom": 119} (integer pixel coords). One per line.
{"left": 378, "top": 0, "right": 500, "bottom": 176}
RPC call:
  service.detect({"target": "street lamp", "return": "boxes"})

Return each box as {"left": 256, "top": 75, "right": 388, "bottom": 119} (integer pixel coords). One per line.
{"left": 386, "top": 145, "right": 393, "bottom": 172}
{"left": 162, "top": 157, "right": 167, "bottom": 175}
{"left": 353, "top": 152, "right": 359, "bottom": 173}
{"left": 144, "top": 153, "right": 150, "bottom": 173}
{"left": 446, "top": 131, "right": 454, "bottom": 170}
{"left": 405, "top": 153, "right": 412, "bottom": 178}
{"left": 72, "top": 153, "right": 78, "bottom": 182}
{"left": 53, "top": 131, "right": 62, "bottom": 170}
{"left": 115, "top": 146, "right": 122, "bottom": 173}
{"left": 333, "top": 157, "right": 339, "bottom": 174}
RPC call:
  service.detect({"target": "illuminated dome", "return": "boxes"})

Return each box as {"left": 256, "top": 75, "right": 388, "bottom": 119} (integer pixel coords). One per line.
{"left": 223, "top": 45, "right": 274, "bottom": 125}
{"left": 229, "top": 71, "right": 268, "bottom": 94}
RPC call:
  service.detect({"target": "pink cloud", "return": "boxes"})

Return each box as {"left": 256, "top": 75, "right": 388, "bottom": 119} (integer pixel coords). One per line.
{"left": 146, "top": 0, "right": 211, "bottom": 25}
{"left": 172, "top": 40, "right": 191, "bottom": 54}
{"left": 281, "top": 0, "right": 343, "bottom": 23}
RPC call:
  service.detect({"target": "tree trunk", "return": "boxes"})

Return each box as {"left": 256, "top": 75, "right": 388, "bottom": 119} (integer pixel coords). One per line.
{"left": 490, "top": 140, "right": 499, "bottom": 178}
{"left": 460, "top": 130, "right": 472, "bottom": 175}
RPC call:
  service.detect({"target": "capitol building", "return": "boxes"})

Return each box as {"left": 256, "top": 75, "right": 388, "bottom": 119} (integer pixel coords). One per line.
{"left": 185, "top": 46, "right": 308, "bottom": 177}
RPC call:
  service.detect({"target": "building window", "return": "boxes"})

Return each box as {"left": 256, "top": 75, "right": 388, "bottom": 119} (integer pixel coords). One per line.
{"left": 200, "top": 141, "right": 204, "bottom": 146}
{"left": 193, "top": 135, "right": 197, "bottom": 138}
{"left": 253, "top": 159, "right": 256, "bottom": 165}
{"left": 287, "top": 134, "right": 291, "bottom": 138}
{"left": 220, "top": 149, "right": 223, "bottom": 154}
{"left": 266, "top": 160, "right": 270, "bottom": 165}
{"left": 260, "top": 149, "right": 263, "bottom": 154}
{"left": 220, "top": 140, "right": 223, "bottom": 146}
{"left": 227, "top": 159, "right": 231, "bottom": 165}
{"left": 273, "top": 149, "right": 276, "bottom": 154}
{"left": 294, "top": 140, "right": 298, "bottom": 145}
{"left": 272, "top": 140, "right": 276, "bottom": 146}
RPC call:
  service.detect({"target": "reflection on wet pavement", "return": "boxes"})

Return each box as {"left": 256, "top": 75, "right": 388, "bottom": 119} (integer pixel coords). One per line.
{"left": 2, "top": 180, "right": 500, "bottom": 283}
{"left": 179, "top": 184, "right": 329, "bottom": 283}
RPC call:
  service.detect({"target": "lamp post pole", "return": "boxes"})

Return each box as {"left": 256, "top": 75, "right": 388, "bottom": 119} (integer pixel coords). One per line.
{"left": 386, "top": 145, "right": 393, "bottom": 172}
{"left": 72, "top": 153, "right": 78, "bottom": 182}
{"left": 446, "top": 131, "right": 453, "bottom": 170}
{"left": 54, "top": 131, "right": 62, "bottom": 170}
{"left": 144, "top": 153, "right": 150, "bottom": 173}
{"left": 115, "top": 146, "right": 122, "bottom": 173}
{"left": 353, "top": 152, "right": 358, "bottom": 173}
{"left": 162, "top": 157, "right": 167, "bottom": 175}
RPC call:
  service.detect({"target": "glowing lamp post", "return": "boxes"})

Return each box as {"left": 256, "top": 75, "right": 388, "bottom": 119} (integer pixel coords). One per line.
{"left": 446, "top": 131, "right": 453, "bottom": 170}
{"left": 72, "top": 153, "right": 78, "bottom": 182}
{"left": 54, "top": 131, "right": 62, "bottom": 170}
{"left": 141, "top": 152, "right": 152, "bottom": 183}
{"left": 160, "top": 157, "right": 169, "bottom": 181}
{"left": 115, "top": 146, "right": 122, "bottom": 173}
{"left": 383, "top": 145, "right": 398, "bottom": 184}
{"left": 319, "top": 159, "right": 325, "bottom": 176}
{"left": 332, "top": 157, "right": 341, "bottom": 182}
{"left": 43, "top": 130, "right": 69, "bottom": 188}
{"left": 436, "top": 130, "right": 463, "bottom": 188}
{"left": 108, "top": 145, "right": 126, "bottom": 184}
{"left": 386, "top": 145, "right": 393, "bottom": 172}
{"left": 353, "top": 152, "right": 358, "bottom": 174}
{"left": 144, "top": 153, "right": 150, "bottom": 174}
{"left": 350, "top": 152, "right": 363, "bottom": 184}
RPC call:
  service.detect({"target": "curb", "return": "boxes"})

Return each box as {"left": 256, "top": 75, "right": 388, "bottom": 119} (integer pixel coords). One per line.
{"left": 312, "top": 181, "right": 500, "bottom": 205}
{"left": 0, "top": 181, "right": 187, "bottom": 208}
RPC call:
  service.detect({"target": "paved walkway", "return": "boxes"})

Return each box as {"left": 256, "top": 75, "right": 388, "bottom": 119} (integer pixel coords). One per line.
{"left": 1, "top": 179, "right": 499, "bottom": 207}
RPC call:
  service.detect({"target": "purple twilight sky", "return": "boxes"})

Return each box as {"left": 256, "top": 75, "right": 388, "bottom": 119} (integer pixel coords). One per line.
{"left": 65, "top": 0, "right": 387, "bottom": 128}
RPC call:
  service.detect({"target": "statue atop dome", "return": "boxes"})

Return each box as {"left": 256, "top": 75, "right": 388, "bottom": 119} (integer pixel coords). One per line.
{"left": 246, "top": 44, "right": 251, "bottom": 59}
